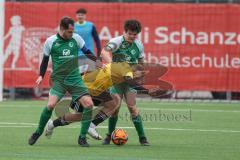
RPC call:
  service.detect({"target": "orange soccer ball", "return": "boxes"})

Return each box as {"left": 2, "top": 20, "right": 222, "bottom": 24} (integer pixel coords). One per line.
{"left": 111, "top": 129, "right": 128, "bottom": 146}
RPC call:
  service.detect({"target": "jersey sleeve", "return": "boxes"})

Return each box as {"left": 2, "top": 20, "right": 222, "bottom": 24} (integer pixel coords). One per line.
{"left": 43, "top": 35, "right": 57, "bottom": 57}
{"left": 43, "top": 39, "right": 51, "bottom": 57}
{"left": 135, "top": 39, "right": 144, "bottom": 59}
{"left": 105, "top": 36, "right": 123, "bottom": 53}
{"left": 91, "top": 25, "right": 101, "bottom": 56}
{"left": 72, "top": 33, "right": 85, "bottom": 49}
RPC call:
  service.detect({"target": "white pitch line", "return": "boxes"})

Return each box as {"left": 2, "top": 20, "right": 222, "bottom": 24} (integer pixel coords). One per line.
{"left": 139, "top": 108, "right": 240, "bottom": 113}
{"left": 0, "top": 126, "right": 36, "bottom": 128}
{"left": 4, "top": 67, "right": 32, "bottom": 71}
{"left": 0, "top": 122, "right": 36, "bottom": 125}
{"left": 0, "top": 122, "right": 240, "bottom": 133}
{"left": 97, "top": 126, "right": 240, "bottom": 133}
{"left": 1, "top": 105, "right": 240, "bottom": 113}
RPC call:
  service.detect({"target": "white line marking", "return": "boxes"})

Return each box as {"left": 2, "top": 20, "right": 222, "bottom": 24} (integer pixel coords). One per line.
{"left": 0, "top": 122, "right": 36, "bottom": 125}
{"left": 1, "top": 105, "right": 240, "bottom": 113}
{"left": 4, "top": 67, "right": 32, "bottom": 71}
{"left": 140, "top": 108, "right": 240, "bottom": 113}
{"left": 0, "top": 126, "right": 35, "bottom": 128}
{"left": 0, "top": 122, "right": 240, "bottom": 133}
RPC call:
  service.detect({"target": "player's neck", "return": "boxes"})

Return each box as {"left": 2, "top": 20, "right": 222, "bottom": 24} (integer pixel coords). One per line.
{"left": 124, "top": 36, "right": 134, "bottom": 44}
{"left": 58, "top": 32, "right": 68, "bottom": 40}
{"left": 78, "top": 21, "right": 86, "bottom": 25}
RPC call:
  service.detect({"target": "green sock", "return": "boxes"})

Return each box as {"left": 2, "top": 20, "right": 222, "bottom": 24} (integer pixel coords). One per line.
{"left": 36, "top": 106, "right": 53, "bottom": 135}
{"left": 132, "top": 115, "right": 145, "bottom": 138}
{"left": 80, "top": 108, "right": 92, "bottom": 138}
{"left": 108, "top": 116, "right": 118, "bottom": 135}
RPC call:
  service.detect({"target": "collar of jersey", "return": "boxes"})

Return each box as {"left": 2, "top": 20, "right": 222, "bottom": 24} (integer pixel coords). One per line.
{"left": 57, "top": 33, "right": 70, "bottom": 41}
{"left": 123, "top": 36, "right": 133, "bottom": 46}
{"left": 77, "top": 21, "right": 86, "bottom": 26}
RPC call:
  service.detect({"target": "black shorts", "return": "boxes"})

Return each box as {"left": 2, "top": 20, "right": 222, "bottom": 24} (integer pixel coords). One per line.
{"left": 70, "top": 91, "right": 113, "bottom": 113}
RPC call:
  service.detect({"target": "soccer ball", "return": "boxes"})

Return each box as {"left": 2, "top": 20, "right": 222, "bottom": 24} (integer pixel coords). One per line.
{"left": 111, "top": 129, "right": 128, "bottom": 146}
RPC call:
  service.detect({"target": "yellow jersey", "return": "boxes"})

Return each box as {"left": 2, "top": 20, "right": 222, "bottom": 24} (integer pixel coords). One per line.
{"left": 82, "top": 62, "right": 133, "bottom": 96}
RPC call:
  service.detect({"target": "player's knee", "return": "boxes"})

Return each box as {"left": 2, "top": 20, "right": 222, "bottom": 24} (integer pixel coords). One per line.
{"left": 126, "top": 99, "right": 136, "bottom": 107}
{"left": 47, "top": 102, "right": 56, "bottom": 109}
{"left": 109, "top": 100, "right": 119, "bottom": 110}
{"left": 84, "top": 104, "right": 93, "bottom": 109}
{"left": 112, "top": 95, "right": 122, "bottom": 106}
{"left": 81, "top": 97, "right": 93, "bottom": 109}
{"left": 85, "top": 99, "right": 94, "bottom": 108}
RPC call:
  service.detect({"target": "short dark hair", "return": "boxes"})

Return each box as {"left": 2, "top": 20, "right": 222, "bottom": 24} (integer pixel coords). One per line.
{"left": 60, "top": 17, "right": 74, "bottom": 30}
{"left": 76, "top": 8, "right": 87, "bottom": 14}
{"left": 124, "top": 19, "right": 142, "bottom": 33}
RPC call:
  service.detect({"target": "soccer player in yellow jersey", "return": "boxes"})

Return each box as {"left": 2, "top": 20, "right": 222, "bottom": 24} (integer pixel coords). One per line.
{"left": 44, "top": 62, "right": 145, "bottom": 140}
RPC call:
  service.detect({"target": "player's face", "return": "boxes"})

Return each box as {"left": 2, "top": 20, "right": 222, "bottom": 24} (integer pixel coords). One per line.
{"left": 76, "top": 13, "right": 86, "bottom": 23}
{"left": 62, "top": 24, "right": 74, "bottom": 40}
{"left": 125, "top": 30, "right": 138, "bottom": 43}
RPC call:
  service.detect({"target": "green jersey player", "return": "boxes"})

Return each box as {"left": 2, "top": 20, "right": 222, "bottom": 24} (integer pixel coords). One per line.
{"left": 101, "top": 19, "right": 149, "bottom": 146}
{"left": 28, "top": 17, "right": 96, "bottom": 147}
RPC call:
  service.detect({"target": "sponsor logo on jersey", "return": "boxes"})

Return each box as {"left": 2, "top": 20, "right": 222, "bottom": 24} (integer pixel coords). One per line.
{"left": 63, "top": 49, "right": 71, "bottom": 56}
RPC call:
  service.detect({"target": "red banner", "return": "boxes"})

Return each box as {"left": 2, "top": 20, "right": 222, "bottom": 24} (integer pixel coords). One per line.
{"left": 3, "top": 2, "right": 240, "bottom": 91}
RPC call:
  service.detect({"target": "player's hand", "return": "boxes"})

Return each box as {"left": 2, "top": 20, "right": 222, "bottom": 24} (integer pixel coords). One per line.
{"left": 36, "top": 76, "right": 43, "bottom": 86}
{"left": 96, "top": 60, "right": 107, "bottom": 71}
{"left": 96, "top": 59, "right": 103, "bottom": 68}
{"left": 148, "top": 88, "right": 166, "bottom": 98}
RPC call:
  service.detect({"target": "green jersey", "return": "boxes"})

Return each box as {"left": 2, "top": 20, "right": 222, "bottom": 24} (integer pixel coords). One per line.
{"left": 43, "top": 33, "right": 85, "bottom": 81}
{"left": 106, "top": 35, "right": 144, "bottom": 64}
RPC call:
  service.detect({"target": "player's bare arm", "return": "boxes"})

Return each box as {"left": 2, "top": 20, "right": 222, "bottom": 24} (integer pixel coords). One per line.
{"left": 101, "top": 45, "right": 113, "bottom": 63}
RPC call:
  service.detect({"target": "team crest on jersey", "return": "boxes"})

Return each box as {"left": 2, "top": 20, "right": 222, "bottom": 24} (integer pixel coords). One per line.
{"left": 131, "top": 50, "right": 136, "bottom": 55}
{"left": 69, "top": 42, "right": 74, "bottom": 47}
